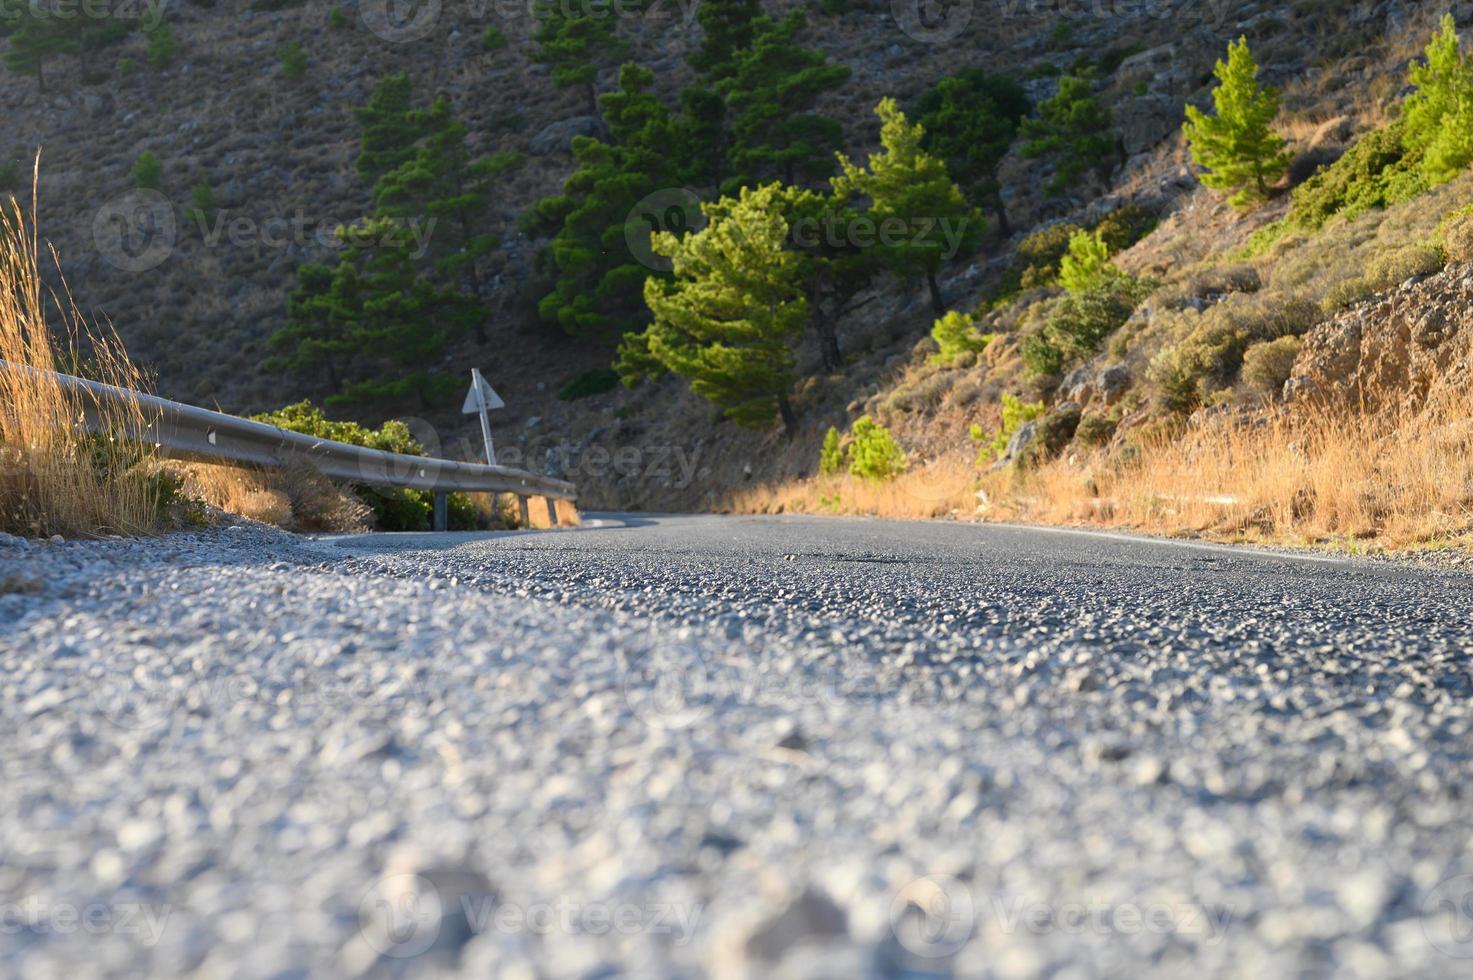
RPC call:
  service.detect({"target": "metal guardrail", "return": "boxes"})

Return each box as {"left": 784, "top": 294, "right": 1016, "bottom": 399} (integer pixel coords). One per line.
{"left": 10, "top": 362, "right": 577, "bottom": 531}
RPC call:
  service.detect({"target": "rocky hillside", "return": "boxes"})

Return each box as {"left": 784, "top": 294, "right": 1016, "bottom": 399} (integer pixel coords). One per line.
{"left": 3, "top": 0, "right": 1456, "bottom": 509}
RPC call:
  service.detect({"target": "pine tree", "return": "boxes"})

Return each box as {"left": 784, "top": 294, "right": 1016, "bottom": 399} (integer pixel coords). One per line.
{"left": 1403, "top": 14, "right": 1473, "bottom": 186}
{"left": 621, "top": 183, "right": 808, "bottom": 433}
{"left": 721, "top": 13, "right": 850, "bottom": 190}
{"left": 914, "top": 71, "right": 1030, "bottom": 234}
{"left": 689, "top": 0, "right": 760, "bottom": 82}
{"left": 777, "top": 183, "right": 878, "bottom": 372}
{"left": 373, "top": 97, "right": 522, "bottom": 344}
{"left": 529, "top": 64, "right": 683, "bottom": 337}
{"left": 1183, "top": 37, "right": 1290, "bottom": 208}
{"left": 355, "top": 74, "right": 429, "bottom": 182}
{"left": 532, "top": 0, "right": 629, "bottom": 117}
{"left": 1020, "top": 76, "right": 1118, "bottom": 196}
{"left": 834, "top": 99, "right": 981, "bottom": 314}
{"left": 3, "top": 9, "right": 69, "bottom": 92}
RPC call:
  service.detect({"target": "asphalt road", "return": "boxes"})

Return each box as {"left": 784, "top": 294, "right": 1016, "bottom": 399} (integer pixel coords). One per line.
{"left": 3, "top": 514, "right": 1473, "bottom": 978}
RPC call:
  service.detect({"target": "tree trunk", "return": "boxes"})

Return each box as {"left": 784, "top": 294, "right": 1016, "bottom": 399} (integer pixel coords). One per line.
{"left": 990, "top": 187, "right": 1011, "bottom": 238}
{"left": 586, "top": 82, "right": 598, "bottom": 119}
{"left": 778, "top": 393, "right": 798, "bottom": 436}
{"left": 926, "top": 269, "right": 945, "bottom": 315}
{"left": 813, "top": 307, "right": 841, "bottom": 372}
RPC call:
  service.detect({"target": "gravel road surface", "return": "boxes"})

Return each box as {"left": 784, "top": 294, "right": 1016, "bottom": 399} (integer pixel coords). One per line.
{"left": 3, "top": 514, "right": 1473, "bottom": 978}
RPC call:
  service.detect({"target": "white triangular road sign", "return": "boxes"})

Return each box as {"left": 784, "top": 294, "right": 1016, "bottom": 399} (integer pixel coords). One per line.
{"left": 462, "top": 369, "right": 505, "bottom": 414}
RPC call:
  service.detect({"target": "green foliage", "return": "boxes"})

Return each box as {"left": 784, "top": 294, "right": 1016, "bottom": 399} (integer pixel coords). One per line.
{"left": 530, "top": 64, "right": 686, "bottom": 337}
{"left": 355, "top": 74, "right": 430, "bottom": 181}
{"left": 1058, "top": 229, "right": 1115, "bottom": 294}
{"left": 481, "top": 25, "right": 506, "bottom": 49}
{"left": 1362, "top": 242, "right": 1445, "bottom": 291}
{"left": 1241, "top": 336, "right": 1301, "bottom": 394}
{"left": 1093, "top": 204, "right": 1157, "bottom": 253}
{"left": 0, "top": 160, "right": 18, "bottom": 192}
{"left": 929, "top": 310, "right": 992, "bottom": 365}
{"left": 251, "top": 401, "right": 424, "bottom": 454}
{"left": 279, "top": 40, "right": 307, "bottom": 80}
{"left": 819, "top": 425, "right": 844, "bottom": 475}
{"left": 329, "top": 4, "right": 349, "bottom": 28}
{"left": 1041, "top": 277, "right": 1150, "bottom": 363}
{"left": 558, "top": 368, "right": 621, "bottom": 401}
{"left": 1271, "top": 122, "right": 1426, "bottom": 243}
{"left": 372, "top": 96, "right": 520, "bottom": 343}
{"left": 690, "top": 0, "right": 760, "bottom": 82}
{"left": 980, "top": 393, "right": 1045, "bottom": 461}
{"left": 1182, "top": 37, "right": 1289, "bottom": 208}
{"left": 621, "top": 183, "right": 808, "bottom": 431}
{"left": 1439, "top": 205, "right": 1473, "bottom": 263}
{"left": 1074, "top": 411, "right": 1116, "bottom": 448}
{"left": 847, "top": 416, "right": 906, "bottom": 482}
{"left": 834, "top": 98, "right": 981, "bottom": 313}
{"left": 1020, "top": 76, "right": 1117, "bottom": 195}
{"left": 721, "top": 12, "right": 851, "bottom": 189}
{"left": 532, "top": 0, "right": 629, "bottom": 115}
{"left": 250, "top": 403, "right": 486, "bottom": 530}
{"left": 1320, "top": 277, "right": 1372, "bottom": 315}
{"left": 2, "top": 2, "right": 134, "bottom": 90}
{"left": 913, "top": 70, "right": 1029, "bottom": 231}
{"left": 1020, "top": 332, "right": 1064, "bottom": 377}
{"left": 186, "top": 179, "right": 215, "bottom": 227}
{"left": 144, "top": 21, "right": 180, "bottom": 68}
{"left": 1403, "top": 15, "right": 1473, "bottom": 186}
{"left": 131, "top": 151, "right": 162, "bottom": 190}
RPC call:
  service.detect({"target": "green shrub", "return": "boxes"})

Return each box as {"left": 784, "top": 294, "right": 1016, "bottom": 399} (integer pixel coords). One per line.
{"left": 1147, "top": 318, "right": 1251, "bottom": 414}
{"left": 557, "top": 368, "right": 620, "bottom": 401}
{"left": 1363, "top": 243, "right": 1445, "bottom": 291}
{"left": 1276, "top": 122, "right": 1426, "bottom": 240}
{"left": 1043, "top": 278, "right": 1149, "bottom": 359}
{"left": 1093, "top": 204, "right": 1157, "bottom": 252}
{"left": 1019, "top": 76, "right": 1117, "bottom": 195}
{"left": 1020, "top": 331, "right": 1065, "bottom": 378}
{"left": 929, "top": 310, "right": 993, "bottom": 365}
{"left": 483, "top": 25, "right": 507, "bottom": 49}
{"left": 1402, "top": 14, "right": 1473, "bottom": 186}
{"left": 0, "top": 161, "right": 17, "bottom": 192}
{"left": 1439, "top": 205, "right": 1473, "bottom": 263}
{"left": 847, "top": 416, "right": 906, "bottom": 482}
{"left": 1241, "top": 336, "right": 1301, "bottom": 394}
{"left": 819, "top": 426, "right": 844, "bottom": 475}
{"left": 1320, "top": 277, "right": 1372, "bottom": 314}
{"left": 118, "top": 56, "right": 136, "bottom": 78}
{"left": 1059, "top": 228, "right": 1114, "bottom": 294}
{"left": 280, "top": 41, "right": 307, "bottom": 80}
{"left": 329, "top": 4, "right": 349, "bottom": 28}
{"left": 1014, "top": 223, "right": 1081, "bottom": 289}
{"left": 1021, "top": 403, "right": 1082, "bottom": 466}
{"left": 186, "top": 180, "right": 215, "bottom": 227}
{"left": 250, "top": 402, "right": 483, "bottom": 531}
{"left": 145, "top": 23, "right": 181, "bottom": 68}
{"left": 131, "top": 151, "right": 162, "bottom": 191}
{"left": 1074, "top": 411, "right": 1116, "bottom": 448}
{"left": 979, "top": 393, "right": 1045, "bottom": 460}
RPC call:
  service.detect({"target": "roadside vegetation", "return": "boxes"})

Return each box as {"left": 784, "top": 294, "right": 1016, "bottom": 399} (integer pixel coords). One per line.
{"left": 0, "top": 179, "right": 176, "bottom": 538}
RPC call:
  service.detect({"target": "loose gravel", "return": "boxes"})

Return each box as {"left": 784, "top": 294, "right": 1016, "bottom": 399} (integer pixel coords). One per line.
{"left": 3, "top": 514, "right": 1473, "bottom": 978}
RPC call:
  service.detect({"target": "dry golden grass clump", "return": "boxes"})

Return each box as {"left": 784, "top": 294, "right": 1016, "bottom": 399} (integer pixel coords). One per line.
{"left": 0, "top": 174, "right": 171, "bottom": 538}
{"left": 173, "top": 459, "right": 372, "bottom": 533}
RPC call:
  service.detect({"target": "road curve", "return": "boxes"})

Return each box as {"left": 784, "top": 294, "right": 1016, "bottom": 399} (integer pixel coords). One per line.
{"left": 2, "top": 514, "right": 1472, "bottom": 977}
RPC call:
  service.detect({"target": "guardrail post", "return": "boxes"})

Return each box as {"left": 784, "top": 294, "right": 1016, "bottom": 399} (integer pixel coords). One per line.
{"left": 545, "top": 496, "right": 558, "bottom": 526}
{"left": 517, "top": 495, "right": 530, "bottom": 528}
{"left": 432, "top": 492, "right": 448, "bottom": 532}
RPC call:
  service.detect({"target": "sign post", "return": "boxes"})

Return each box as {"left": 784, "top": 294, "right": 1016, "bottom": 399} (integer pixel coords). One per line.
{"left": 462, "top": 368, "right": 505, "bottom": 466}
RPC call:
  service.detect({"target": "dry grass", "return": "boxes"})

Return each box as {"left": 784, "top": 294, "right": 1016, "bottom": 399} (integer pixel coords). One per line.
{"left": 174, "top": 459, "right": 372, "bottom": 533}
{"left": 982, "top": 381, "right": 1473, "bottom": 550}
{"left": 730, "top": 385, "right": 1473, "bottom": 553}
{"left": 0, "top": 168, "right": 168, "bottom": 538}
{"left": 727, "top": 456, "right": 977, "bottom": 520}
